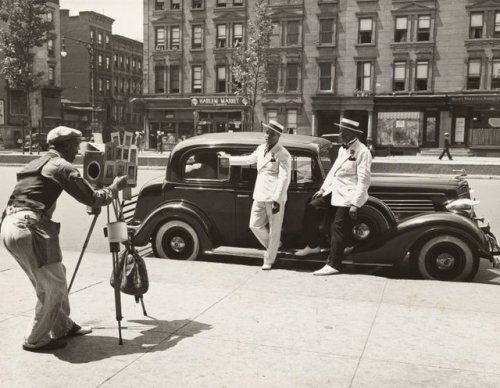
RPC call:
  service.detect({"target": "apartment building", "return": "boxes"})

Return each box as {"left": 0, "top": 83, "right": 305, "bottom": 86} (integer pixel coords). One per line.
{"left": 0, "top": 1, "right": 63, "bottom": 148}
{"left": 138, "top": 0, "right": 500, "bottom": 155}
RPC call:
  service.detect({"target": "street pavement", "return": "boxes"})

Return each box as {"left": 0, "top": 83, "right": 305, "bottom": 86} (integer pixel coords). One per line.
{"left": 1, "top": 244, "right": 500, "bottom": 388}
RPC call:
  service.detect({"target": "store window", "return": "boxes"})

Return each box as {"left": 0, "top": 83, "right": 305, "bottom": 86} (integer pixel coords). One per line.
{"left": 319, "top": 18, "right": 335, "bottom": 45}
{"left": 287, "top": 109, "right": 297, "bottom": 134}
{"left": 393, "top": 61, "right": 406, "bottom": 91}
{"left": 192, "top": 25, "right": 203, "bottom": 49}
{"left": 358, "top": 18, "right": 373, "bottom": 44}
{"left": 395, "top": 16, "right": 408, "bottom": 42}
{"left": 216, "top": 24, "right": 227, "bottom": 48}
{"left": 216, "top": 65, "right": 227, "bottom": 93}
{"left": 470, "top": 12, "right": 483, "bottom": 39}
{"left": 356, "top": 61, "right": 372, "bottom": 92}
{"left": 155, "top": 65, "right": 165, "bottom": 93}
{"left": 415, "top": 60, "right": 429, "bottom": 91}
{"left": 270, "top": 22, "right": 280, "bottom": 47}
{"left": 495, "top": 12, "right": 500, "bottom": 38}
{"left": 170, "top": 26, "right": 180, "bottom": 50}
{"left": 319, "top": 62, "right": 334, "bottom": 92}
{"left": 286, "top": 63, "right": 299, "bottom": 92}
{"left": 192, "top": 65, "right": 203, "bottom": 93}
{"left": 233, "top": 23, "right": 243, "bottom": 47}
{"left": 467, "top": 59, "right": 481, "bottom": 90}
{"left": 155, "top": 27, "right": 166, "bottom": 50}
{"left": 155, "top": 0, "right": 165, "bottom": 10}
{"left": 286, "top": 21, "right": 300, "bottom": 46}
{"left": 416, "top": 15, "right": 431, "bottom": 41}
{"left": 492, "top": 59, "right": 500, "bottom": 89}
{"left": 170, "top": 65, "right": 180, "bottom": 93}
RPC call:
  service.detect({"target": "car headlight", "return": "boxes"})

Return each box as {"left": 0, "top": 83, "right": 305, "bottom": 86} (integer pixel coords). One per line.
{"left": 445, "top": 198, "right": 480, "bottom": 217}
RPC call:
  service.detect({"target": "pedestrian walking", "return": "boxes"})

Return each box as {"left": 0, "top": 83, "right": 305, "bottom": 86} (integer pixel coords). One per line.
{"left": 219, "top": 120, "right": 291, "bottom": 270}
{"left": 0, "top": 126, "right": 128, "bottom": 352}
{"left": 156, "top": 130, "right": 163, "bottom": 154}
{"left": 295, "top": 118, "right": 372, "bottom": 276}
{"left": 439, "top": 132, "right": 453, "bottom": 160}
{"left": 135, "top": 131, "right": 144, "bottom": 153}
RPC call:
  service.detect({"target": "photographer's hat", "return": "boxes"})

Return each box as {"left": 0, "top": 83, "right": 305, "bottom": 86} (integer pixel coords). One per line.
{"left": 262, "top": 119, "right": 285, "bottom": 134}
{"left": 47, "top": 126, "right": 84, "bottom": 145}
{"left": 334, "top": 118, "right": 363, "bottom": 133}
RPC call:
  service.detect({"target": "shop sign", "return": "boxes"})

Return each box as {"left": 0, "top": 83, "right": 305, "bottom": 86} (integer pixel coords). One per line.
{"left": 451, "top": 95, "right": 500, "bottom": 104}
{"left": 190, "top": 96, "right": 249, "bottom": 107}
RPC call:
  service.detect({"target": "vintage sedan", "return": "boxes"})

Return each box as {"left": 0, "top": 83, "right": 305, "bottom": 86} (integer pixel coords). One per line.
{"left": 127, "top": 132, "right": 499, "bottom": 281}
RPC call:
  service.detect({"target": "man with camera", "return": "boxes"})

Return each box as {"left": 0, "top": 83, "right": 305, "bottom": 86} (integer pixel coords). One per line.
{"left": 1, "top": 126, "right": 128, "bottom": 352}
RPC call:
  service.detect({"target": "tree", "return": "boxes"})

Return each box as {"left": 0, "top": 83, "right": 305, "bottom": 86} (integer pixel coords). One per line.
{"left": 0, "top": 0, "right": 52, "bottom": 149}
{"left": 231, "top": 0, "right": 273, "bottom": 131}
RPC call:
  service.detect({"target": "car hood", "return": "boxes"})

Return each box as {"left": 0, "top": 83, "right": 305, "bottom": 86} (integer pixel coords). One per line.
{"left": 371, "top": 174, "right": 466, "bottom": 190}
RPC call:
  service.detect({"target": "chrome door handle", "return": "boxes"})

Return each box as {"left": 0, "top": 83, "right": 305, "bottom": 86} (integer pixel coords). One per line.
{"left": 237, "top": 194, "right": 250, "bottom": 198}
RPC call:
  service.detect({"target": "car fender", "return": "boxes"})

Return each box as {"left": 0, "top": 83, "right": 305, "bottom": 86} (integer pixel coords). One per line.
{"left": 348, "top": 212, "right": 488, "bottom": 266}
{"left": 129, "top": 200, "right": 214, "bottom": 250}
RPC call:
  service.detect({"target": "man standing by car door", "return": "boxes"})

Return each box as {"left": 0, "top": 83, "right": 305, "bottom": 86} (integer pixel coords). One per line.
{"left": 220, "top": 120, "right": 291, "bottom": 270}
{"left": 295, "top": 118, "right": 372, "bottom": 275}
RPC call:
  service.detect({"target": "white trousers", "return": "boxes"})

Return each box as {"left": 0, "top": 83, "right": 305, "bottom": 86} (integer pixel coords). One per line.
{"left": 1, "top": 213, "right": 73, "bottom": 348}
{"left": 249, "top": 201, "right": 285, "bottom": 265}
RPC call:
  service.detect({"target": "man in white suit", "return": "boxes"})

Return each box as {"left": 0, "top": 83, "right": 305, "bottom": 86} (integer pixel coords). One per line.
{"left": 295, "top": 118, "right": 372, "bottom": 275}
{"left": 223, "top": 120, "right": 291, "bottom": 270}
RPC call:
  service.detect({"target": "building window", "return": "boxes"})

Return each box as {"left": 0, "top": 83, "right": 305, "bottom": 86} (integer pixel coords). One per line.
{"left": 47, "top": 11, "right": 53, "bottom": 22}
{"left": 216, "top": 0, "right": 226, "bottom": 7}
{"left": 98, "top": 78, "right": 103, "bottom": 95}
{"left": 216, "top": 65, "right": 227, "bottom": 92}
{"left": 170, "top": 26, "right": 180, "bottom": 50}
{"left": 287, "top": 109, "right": 297, "bottom": 134}
{"left": 48, "top": 66, "right": 55, "bottom": 85}
{"left": 415, "top": 60, "right": 429, "bottom": 91}
{"left": 233, "top": 0, "right": 243, "bottom": 6}
{"left": 155, "top": 65, "right": 165, "bottom": 93}
{"left": 270, "top": 22, "right": 280, "bottom": 47}
{"left": 192, "top": 25, "right": 203, "bottom": 49}
{"left": 467, "top": 59, "right": 481, "bottom": 90}
{"left": 192, "top": 65, "right": 203, "bottom": 93}
{"left": 267, "top": 110, "right": 278, "bottom": 123}
{"left": 216, "top": 24, "right": 227, "bottom": 48}
{"left": 356, "top": 61, "right": 372, "bottom": 92}
{"left": 394, "top": 16, "right": 408, "bottom": 42}
{"left": 170, "top": 65, "right": 180, "bottom": 93}
{"left": 286, "top": 63, "right": 299, "bottom": 92}
{"left": 492, "top": 59, "right": 500, "bottom": 89}
{"left": 90, "top": 30, "right": 94, "bottom": 43}
{"left": 417, "top": 15, "right": 431, "bottom": 41}
{"left": 47, "top": 39, "right": 54, "bottom": 57}
{"left": 114, "top": 79, "right": 118, "bottom": 92}
{"left": 267, "top": 62, "right": 279, "bottom": 92}
{"left": 106, "top": 79, "right": 111, "bottom": 94}
{"left": 358, "top": 18, "right": 373, "bottom": 44}
{"left": 9, "top": 90, "right": 27, "bottom": 115}
{"left": 171, "top": 0, "right": 180, "bottom": 9}
{"left": 470, "top": 12, "right": 483, "bottom": 39}
{"left": 286, "top": 21, "right": 300, "bottom": 46}
{"left": 155, "top": 27, "right": 166, "bottom": 50}
{"left": 106, "top": 34, "right": 110, "bottom": 45}
{"left": 98, "top": 54, "right": 103, "bottom": 68}
{"left": 98, "top": 32, "right": 103, "bottom": 45}
{"left": 494, "top": 12, "right": 500, "bottom": 38}
{"left": 393, "top": 61, "right": 406, "bottom": 91}
{"left": 319, "top": 18, "right": 335, "bottom": 45}
{"left": 155, "top": 0, "right": 165, "bottom": 10}
{"left": 114, "top": 54, "right": 118, "bottom": 67}
{"left": 319, "top": 62, "right": 334, "bottom": 92}
{"left": 126, "top": 57, "right": 130, "bottom": 69}
{"left": 192, "top": 0, "right": 203, "bottom": 8}
{"left": 120, "top": 78, "right": 124, "bottom": 93}
{"left": 106, "top": 56, "right": 111, "bottom": 70}
{"left": 233, "top": 23, "right": 243, "bottom": 47}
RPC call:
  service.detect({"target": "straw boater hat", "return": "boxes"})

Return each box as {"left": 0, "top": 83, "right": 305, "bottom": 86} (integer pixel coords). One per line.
{"left": 334, "top": 118, "right": 363, "bottom": 133}
{"left": 262, "top": 119, "right": 285, "bottom": 134}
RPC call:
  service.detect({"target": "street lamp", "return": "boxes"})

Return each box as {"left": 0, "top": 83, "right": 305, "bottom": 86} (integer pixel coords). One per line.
{"left": 60, "top": 36, "right": 98, "bottom": 136}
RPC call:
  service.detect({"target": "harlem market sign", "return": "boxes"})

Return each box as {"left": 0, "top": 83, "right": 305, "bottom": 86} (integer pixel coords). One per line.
{"left": 191, "top": 96, "right": 249, "bottom": 107}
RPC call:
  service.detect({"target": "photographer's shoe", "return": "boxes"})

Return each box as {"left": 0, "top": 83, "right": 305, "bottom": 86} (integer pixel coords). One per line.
{"left": 295, "top": 245, "right": 321, "bottom": 257}
{"left": 23, "top": 339, "right": 67, "bottom": 352}
{"left": 313, "top": 265, "right": 339, "bottom": 276}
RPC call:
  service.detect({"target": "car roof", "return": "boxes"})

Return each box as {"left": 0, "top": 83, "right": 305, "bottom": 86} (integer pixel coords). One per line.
{"left": 172, "top": 132, "right": 331, "bottom": 155}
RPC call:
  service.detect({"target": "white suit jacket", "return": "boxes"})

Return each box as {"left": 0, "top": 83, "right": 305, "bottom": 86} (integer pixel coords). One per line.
{"left": 230, "top": 143, "right": 291, "bottom": 203}
{"left": 321, "top": 139, "right": 372, "bottom": 208}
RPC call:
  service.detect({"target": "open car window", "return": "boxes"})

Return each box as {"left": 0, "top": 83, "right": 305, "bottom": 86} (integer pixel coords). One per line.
{"left": 183, "top": 150, "right": 229, "bottom": 181}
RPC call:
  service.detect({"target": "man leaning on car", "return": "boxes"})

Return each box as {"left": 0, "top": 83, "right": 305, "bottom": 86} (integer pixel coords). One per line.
{"left": 219, "top": 120, "right": 291, "bottom": 270}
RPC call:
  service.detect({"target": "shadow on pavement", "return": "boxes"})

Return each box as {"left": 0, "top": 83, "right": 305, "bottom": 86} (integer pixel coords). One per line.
{"left": 54, "top": 318, "right": 212, "bottom": 364}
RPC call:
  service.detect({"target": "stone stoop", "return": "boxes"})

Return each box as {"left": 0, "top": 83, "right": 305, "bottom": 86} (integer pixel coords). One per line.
{"left": 418, "top": 147, "right": 474, "bottom": 156}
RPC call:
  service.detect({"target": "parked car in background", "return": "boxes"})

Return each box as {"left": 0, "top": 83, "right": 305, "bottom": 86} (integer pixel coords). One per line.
{"left": 127, "top": 132, "right": 499, "bottom": 282}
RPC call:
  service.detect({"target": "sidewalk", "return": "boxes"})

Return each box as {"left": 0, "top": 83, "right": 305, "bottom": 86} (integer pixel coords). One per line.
{"left": 1, "top": 248, "right": 500, "bottom": 387}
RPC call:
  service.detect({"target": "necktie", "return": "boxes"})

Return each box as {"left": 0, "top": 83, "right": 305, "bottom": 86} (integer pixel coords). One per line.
{"left": 341, "top": 143, "right": 348, "bottom": 149}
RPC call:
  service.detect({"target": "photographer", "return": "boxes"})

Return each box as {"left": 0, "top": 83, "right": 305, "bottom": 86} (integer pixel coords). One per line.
{"left": 1, "top": 126, "right": 128, "bottom": 352}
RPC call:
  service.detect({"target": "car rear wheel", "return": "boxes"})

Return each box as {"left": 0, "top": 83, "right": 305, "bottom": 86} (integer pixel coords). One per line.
{"left": 153, "top": 220, "right": 200, "bottom": 260}
{"left": 411, "top": 235, "right": 478, "bottom": 281}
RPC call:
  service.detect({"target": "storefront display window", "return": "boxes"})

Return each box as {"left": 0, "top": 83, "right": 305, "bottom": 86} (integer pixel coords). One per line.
{"left": 377, "top": 111, "right": 420, "bottom": 147}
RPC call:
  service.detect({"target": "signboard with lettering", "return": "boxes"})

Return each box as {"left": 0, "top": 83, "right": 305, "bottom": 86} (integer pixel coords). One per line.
{"left": 190, "top": 96, "right": 249, "bottom": 107}
{"left": 451, "top": 95, "right": 500, "bottom": 104}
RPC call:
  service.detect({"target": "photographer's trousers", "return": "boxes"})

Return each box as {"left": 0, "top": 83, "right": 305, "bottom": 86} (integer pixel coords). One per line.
{"left": 1, "top": 211, "right": 73, "bottom": 348}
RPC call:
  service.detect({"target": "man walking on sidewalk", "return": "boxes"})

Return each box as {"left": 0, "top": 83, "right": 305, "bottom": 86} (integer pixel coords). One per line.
{"left": 1, "top": 126, "right": 128, "bottom": 352}
{"left": 439, "top": 132, "right": 453, "bottom": 160}
{"left": 294, "top": 118, "right": 372, "bottom": 275}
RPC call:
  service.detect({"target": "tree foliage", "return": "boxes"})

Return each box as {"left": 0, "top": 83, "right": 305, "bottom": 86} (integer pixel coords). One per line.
{"left": 231, "top": 0, "right": 273, "bottom": 131}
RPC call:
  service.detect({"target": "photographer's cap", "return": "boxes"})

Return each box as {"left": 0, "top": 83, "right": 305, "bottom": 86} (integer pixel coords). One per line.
{"left": 47, "top": 126, "right": 84, "bottom": 145}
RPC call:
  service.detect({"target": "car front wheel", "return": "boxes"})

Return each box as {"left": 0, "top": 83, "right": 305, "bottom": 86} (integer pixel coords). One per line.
{"left": 411, "top": 235, "right": 478, "bottom": 281}
{"left": 153, "top": 220, "right": 200, "bottom": 260}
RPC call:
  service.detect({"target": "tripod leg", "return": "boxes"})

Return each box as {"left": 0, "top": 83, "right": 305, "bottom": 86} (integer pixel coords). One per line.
{"left": 68, "top": 212, "right": 100, "bottom": 293}
{"left": 140, "top": 296, "right": 148, "bottom": 316}
{"left": 112, "top": 251, "right": 124, "bottom": 345}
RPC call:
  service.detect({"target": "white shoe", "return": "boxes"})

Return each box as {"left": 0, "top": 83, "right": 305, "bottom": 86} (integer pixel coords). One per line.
{"left": 295, "top": 245, "right": 321, "bottom": 257}
{"left": 262, "top": 263, "right": 272, "bottom": 270}
{"left": 313, "top": 265, "right": 339, "bottom": 276}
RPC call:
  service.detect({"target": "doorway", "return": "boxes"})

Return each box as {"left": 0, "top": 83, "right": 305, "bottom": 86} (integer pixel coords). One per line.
{"left": 423, "top": 112, "right": 439, "bottom": 147}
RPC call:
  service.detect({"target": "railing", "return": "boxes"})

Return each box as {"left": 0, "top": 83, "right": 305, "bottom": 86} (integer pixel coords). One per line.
{"left": 469, "top": 128, "right": 500, "bottom": 146}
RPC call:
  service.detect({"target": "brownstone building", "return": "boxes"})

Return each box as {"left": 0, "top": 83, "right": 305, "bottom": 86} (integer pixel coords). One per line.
{"left": 138, "top": 0, "right": 500, "bottom": 155}
{"left": 0, "top": 0, "right": 63, "bottom": 148}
